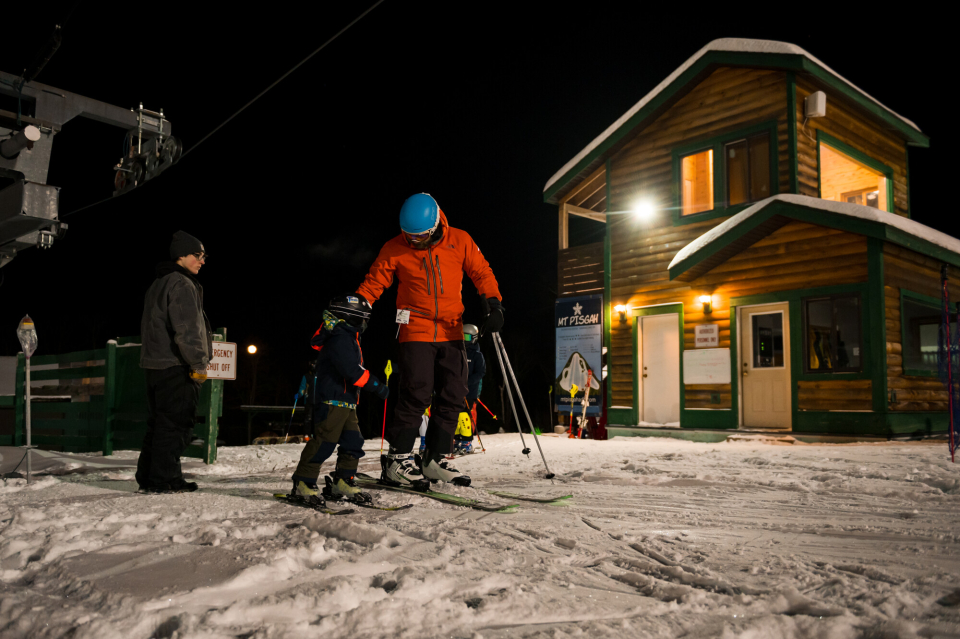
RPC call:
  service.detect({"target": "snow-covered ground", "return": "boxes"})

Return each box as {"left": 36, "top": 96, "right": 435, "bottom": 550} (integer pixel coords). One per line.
{"left": 2, "top": 434, "right": 960, "bottom": 639}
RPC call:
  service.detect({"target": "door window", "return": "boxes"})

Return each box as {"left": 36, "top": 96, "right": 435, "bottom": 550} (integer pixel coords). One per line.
{"left": 751, "top": 313, "right": 784, "bottom": 368}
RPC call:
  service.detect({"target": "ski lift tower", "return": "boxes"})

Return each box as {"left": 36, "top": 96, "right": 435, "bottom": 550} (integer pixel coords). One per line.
{"left": 0, "top": 69, "right": 181, "bottom": 269}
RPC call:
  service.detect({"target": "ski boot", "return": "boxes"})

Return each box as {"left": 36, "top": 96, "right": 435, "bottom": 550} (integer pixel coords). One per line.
{"left": 323, "top": 474, "right": 372, "bottom": 504}
{"left": 418, "top": 435, "right": 426, "bottom": 456}
{"left": 380, "top": 453, "right": 430, "bottom": 492}
{"left": 453, "top": 438, "right": 473, "bottom": 455}
{"left": 418, "top": 451, "right": 471, "bottom": 487}
{"left": 291, "top": 477, "right": 326, "bottom": 507}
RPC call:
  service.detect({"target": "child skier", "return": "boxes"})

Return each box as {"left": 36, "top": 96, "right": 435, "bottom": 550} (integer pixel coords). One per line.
{"left": 290, "top": 295, "right": 389, "bottom": 505}
{"left": 454, "top": 324, "right": 485, "bottom": 454}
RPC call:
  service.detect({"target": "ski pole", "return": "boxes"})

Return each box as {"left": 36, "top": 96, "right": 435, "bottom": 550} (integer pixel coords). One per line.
{"left": 380, "top": 360, "right": 393, "bottom": 453}
{"left": 491, "top": 332, "right": 530, "bottom": 456}
{"left": 283, "top": 393, "right": 300, "bottom": 442}
{"left": 465, "top": 398, "right": 485, "bottom": 453}
{"left": 494, "top": 333, "right": 555, "bottom": 479}
{"left": 476, "top": 398, "right": 498, "bottom": 421}
{"left": 578, "top": 370, "right": 593, "bottom": 439}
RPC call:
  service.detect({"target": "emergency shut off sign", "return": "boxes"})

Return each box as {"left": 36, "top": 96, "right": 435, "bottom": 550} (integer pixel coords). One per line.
{"left": 206, "top": 342, "right": 238, "bottom": 380}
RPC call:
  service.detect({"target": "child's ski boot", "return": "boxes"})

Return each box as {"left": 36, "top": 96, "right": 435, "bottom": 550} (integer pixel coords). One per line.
{"left": 291, "top": 478, "right": 326, "bottom": 507}
{"left": 323, "top": 475, "right": 372, "bottom": 504}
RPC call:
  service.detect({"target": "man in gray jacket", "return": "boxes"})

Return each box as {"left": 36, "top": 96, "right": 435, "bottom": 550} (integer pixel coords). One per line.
{"left": 135, "top": 230, "right": 213, "bottom": 493}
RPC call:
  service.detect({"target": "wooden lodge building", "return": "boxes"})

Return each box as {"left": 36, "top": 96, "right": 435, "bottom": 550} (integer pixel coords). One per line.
{"left": 546, "top": 38, "right": 957, "bottom": 437}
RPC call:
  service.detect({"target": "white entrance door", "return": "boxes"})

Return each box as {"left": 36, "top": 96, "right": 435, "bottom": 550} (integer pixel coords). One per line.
{"left": 640, "top": 314, "right": 680, "bottom": 424}
{"left": 739, "top": 303, "right": 791, "bottom": 430}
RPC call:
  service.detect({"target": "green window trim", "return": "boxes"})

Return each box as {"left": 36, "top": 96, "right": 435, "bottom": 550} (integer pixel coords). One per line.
{"left": 671, "top": 120, "right": 780, "bottom": 226}
{"left": 899, "top": 288, "right": 946, "bottom": 378}
{"left": 801, "top": 292, "right": 864, "bottom": 375}
{"left": 816, "top": 130, "right": 895, "bottom": 214}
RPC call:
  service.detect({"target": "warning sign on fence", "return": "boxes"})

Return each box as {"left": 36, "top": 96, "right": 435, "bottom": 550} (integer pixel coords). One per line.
{"left": 206, "top": 342, "right": 237, "bottom": 380}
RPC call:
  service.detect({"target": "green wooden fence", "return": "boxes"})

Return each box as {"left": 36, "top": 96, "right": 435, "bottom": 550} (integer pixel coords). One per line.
{"left": 1, "top": 329, "right": 225, "bottom": 464}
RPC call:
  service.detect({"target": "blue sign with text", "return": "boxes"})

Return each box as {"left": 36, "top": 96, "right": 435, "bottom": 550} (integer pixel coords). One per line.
{"left": 555, "top": 294, "right": 602, "bottom": 415}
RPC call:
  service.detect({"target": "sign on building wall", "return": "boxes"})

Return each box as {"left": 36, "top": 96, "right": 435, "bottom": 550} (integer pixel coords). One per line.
{"left": 207, "top": 341, "right": 238, "bottom": 380}
{"left": 682, "top": 348, "right": 731, "bottom": 384}
{"left": 555, "top": 294, "right": 602, "bottom": 415}
{"left": 695, "top": 323, "right": 719, "bottom": 348}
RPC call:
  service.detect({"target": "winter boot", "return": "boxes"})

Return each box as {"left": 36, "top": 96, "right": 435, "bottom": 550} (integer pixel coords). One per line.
{"left": 292, "top": 477, "right": 325, "bottom": 506}
{"left": 323, "top": 475, "right": 372, "bottom": 504}
{"left": 380, "top": 453, "right": 430, "bottom": 492}
{"left": 453, "top": 438, "right": 473, "bottom": 455}
{"left": 418, "top": 451, "right": 471, "bottom": 487}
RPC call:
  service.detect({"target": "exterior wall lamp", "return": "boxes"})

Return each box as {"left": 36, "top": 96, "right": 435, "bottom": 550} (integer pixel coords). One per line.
{"left": 614, "top": 305, "right": 627, "bottom": 323}
{"left": 699, "top": 295, "right": 712, "bottom": 315}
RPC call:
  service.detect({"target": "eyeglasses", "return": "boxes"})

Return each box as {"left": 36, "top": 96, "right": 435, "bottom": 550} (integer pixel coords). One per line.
{"left": 191, "top": 252, "right": 207, "bottom": 262}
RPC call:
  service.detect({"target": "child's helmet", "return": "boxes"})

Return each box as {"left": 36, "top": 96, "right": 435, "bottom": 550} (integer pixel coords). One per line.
{"left": 463, "top": 324, "right": 479, "bottom": 342}
{"left": 328, "top": 295, "right": 372, "bottom": 327}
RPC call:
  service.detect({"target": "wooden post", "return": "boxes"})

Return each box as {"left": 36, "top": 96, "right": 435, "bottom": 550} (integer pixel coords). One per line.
{"left": 559, "top": 204, "right": 569, "bottom": 250}
{"left": 103, "top": 340, "right": 117, "bottom": 456}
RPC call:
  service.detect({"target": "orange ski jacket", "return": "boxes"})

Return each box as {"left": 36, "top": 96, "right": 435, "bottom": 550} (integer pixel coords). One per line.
{"left": 357, "top": 210, "right": 501, "bottom": 343}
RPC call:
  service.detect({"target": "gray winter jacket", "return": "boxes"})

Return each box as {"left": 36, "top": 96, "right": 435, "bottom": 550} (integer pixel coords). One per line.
{"left": 140, "top": 262, "right": 213, "bottom": 370}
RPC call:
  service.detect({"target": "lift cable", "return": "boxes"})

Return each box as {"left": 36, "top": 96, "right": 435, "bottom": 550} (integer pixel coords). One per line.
{"left": 59, "top": 0, "right": 385, "bottom": 219}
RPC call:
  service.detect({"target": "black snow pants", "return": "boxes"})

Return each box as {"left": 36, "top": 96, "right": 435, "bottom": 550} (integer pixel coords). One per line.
{"left": 389, "top": 340, "right": 468, "bottom": 456}
{"left": 136, "top": 366, "right": 200, "bottom": 489}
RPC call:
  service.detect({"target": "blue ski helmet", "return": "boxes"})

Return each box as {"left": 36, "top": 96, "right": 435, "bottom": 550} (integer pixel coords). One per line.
{"left": 399, "top": 193, "right": 440, "bottom": 235}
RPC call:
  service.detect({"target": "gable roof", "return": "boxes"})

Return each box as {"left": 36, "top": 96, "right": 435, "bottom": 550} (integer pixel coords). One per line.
{"left": 544, "top": 38, "right": 929, "bottom": 205}
{"left": 667, "top": 195, "right": 960, "bottom": 282}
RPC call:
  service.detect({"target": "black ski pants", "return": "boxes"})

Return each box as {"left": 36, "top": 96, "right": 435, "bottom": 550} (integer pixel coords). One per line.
{"left": 389, "top": 340, "right": 468, "bottom": 456}
{"left": 136, "top": 366, "right": 200, "bottom": 489}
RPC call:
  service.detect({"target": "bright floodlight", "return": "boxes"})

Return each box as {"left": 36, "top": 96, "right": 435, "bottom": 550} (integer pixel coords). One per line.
{"left": 632, "top": 201, "right": 654, "bottom": 219}
{"left": 247, "top": 345, "right": 257, "bottom": 354}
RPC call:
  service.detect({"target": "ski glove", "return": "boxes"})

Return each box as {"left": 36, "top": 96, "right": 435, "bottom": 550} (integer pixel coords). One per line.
{"left": 189, "top": 368, "right": 208, "bottom": 384}
{"left": 365, "top": 375, "right": 390, "bottom": 400}
{"left": 481, "top": 296, "right": 504, "bottom": 335}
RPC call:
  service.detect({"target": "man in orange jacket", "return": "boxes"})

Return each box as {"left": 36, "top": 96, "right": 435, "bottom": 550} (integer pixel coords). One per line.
{"left": 357, "top": 193, "right": 503, "bottom": 488}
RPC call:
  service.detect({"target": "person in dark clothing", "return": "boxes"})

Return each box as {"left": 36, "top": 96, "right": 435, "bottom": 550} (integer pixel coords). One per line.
{"left": 290, "top": 295, "right": 389, "bottom": 505}
{"left": 136, "top": 231, "right": 212, "bottom": 493}
{"left": 454, "top": 324, "right": 485, "bottom": 453}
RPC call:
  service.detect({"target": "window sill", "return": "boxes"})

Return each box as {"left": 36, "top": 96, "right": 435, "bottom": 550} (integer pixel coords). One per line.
{"left": 675, "top": 202, "right": 757, "bottom": 227}
{"left": 902, "top": 369, "right": 939, "bottom": 378}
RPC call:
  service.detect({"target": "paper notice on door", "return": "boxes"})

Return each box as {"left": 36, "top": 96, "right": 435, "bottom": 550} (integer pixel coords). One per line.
{"left": 683, "top": 348, "right": 731, "bottom": 384}
{"left": 396, "top": 309, "right": 411, "bottom": 324}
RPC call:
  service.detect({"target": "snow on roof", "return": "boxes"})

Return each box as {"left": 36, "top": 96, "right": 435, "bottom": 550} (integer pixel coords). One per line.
{"left": 668, "top": 194, "right": 960, "bottom": 272}
{"left": 544, "top": 38, "right": 921, "bottom": 195}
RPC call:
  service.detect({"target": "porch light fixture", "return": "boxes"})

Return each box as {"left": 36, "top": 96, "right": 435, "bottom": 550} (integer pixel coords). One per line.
{"left": 614, "top": 305, "right": 627, "bottom": 323}
{"left": 632, "top": 200, "right": 654, "bottom": 219}
{"left": 699, "top": 295, "right": 712, "bottom": 315}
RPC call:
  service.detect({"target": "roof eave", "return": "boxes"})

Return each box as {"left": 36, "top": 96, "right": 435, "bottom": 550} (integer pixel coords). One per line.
{"left": 544, "top": 51, "right": 929, "bottom": 206}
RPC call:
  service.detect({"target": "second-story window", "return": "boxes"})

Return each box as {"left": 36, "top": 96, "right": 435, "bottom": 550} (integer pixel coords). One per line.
{"left": 680, "top": 149, "right": 713, "bottom": 216}
{"left": 725, "top": 133, "right": 771, "bottom": 206}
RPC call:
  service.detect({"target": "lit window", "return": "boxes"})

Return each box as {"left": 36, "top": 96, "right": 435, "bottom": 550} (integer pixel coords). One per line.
{"left": 726, "top": 133, "right": 770, "bottom": 206}
{"left": 803, "top": 295, "right": 862, "bottom": 373}
{"left": 819, "top": 142, "right": 887, "bottom": 211}
{"left": 680, "top": 149, "right": 713, "bottom": 216}
{"left": 902, "top": 297, "right": 956, "bottom": 374}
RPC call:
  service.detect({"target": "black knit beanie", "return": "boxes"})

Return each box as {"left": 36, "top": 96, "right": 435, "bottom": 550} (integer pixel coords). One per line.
{"left": 169, "top": 230, "right": 205, "bottom": 260}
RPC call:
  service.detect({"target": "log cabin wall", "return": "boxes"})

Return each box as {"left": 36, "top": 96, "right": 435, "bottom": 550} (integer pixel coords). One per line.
{"left": 605, "top": 66, "right": 789, "bottom": 410}
{"left": 883, "top": 244, "right": 960, "bottom": 412}
{"left": 795, "top": 77, "right": 909, "bottom": 217}
{"left": 683, "top": 222, "right": 869, "bottom": 410}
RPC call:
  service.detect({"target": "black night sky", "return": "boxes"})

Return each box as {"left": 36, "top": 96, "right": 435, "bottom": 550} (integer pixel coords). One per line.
{"left": 0, "top": 3, "right": 947, "bottom": 443}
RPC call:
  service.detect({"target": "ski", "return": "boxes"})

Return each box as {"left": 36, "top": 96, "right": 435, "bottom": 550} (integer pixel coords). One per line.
{"left": 485, "top": 491, "right": 572, "bottom": 504}
{"left": 323, "top": 493, "right": 415, "bottom": 512}
{"left": 354, "top": 473, "right": 517, "bottom": 512}
{"left": 273, "top": 493, "right": 355, "bottom": 515}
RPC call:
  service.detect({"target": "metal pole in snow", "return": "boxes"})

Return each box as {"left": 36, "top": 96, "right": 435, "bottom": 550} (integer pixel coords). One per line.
{"left": 25, "top": 357, "right": 32, "bottom": 484}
